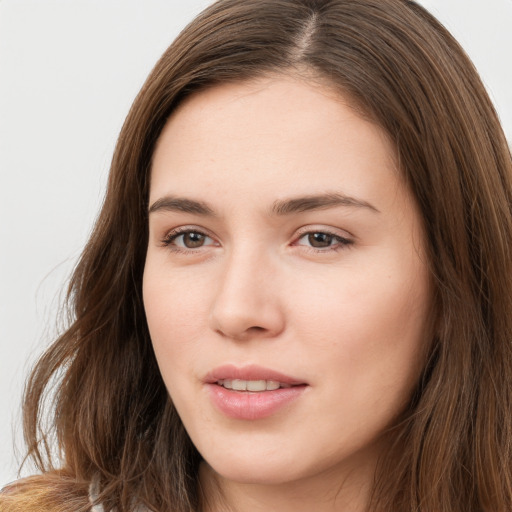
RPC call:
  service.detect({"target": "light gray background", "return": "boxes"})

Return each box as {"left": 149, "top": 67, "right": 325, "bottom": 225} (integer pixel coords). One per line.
{"left": 1, "top": 0, "right": 511, "bottom": 485}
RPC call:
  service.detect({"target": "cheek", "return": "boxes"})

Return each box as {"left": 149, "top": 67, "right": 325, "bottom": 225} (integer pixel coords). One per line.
{"left": 296, "top": 260, "right": 427, "bottom": 326}
{"left": 143, "top": 264, "right": 212, "bottom": 378}
{"left": 290, "top": 255, "right": 431, "bottom": 396}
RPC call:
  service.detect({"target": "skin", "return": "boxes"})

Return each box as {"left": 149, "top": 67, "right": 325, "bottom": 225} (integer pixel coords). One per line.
{"left": 143, "top": 75, "right": 432, "bottom": 512}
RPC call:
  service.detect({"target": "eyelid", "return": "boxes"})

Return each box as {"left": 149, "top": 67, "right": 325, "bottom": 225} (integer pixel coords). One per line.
{"left": 293, "top": 224, "right": 354, "bottom": 241}
{"left": 291, "top": 225, "right": 355, "bottom": 251}
{"left": 160, "top": 225, "right": 219, "bottom": 248}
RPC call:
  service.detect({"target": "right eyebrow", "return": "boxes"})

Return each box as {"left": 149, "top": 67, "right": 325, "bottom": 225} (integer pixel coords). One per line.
{"left": 148, "top": 196, "right": 216, "bottom": 216}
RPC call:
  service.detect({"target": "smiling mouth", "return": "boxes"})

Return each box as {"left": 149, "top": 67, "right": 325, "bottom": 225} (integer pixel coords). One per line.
{"left": 207, "top": 367, "right": 307, "bottom": 419}
{"left": 216, "top": 379, "right": 294, "bottom": 392}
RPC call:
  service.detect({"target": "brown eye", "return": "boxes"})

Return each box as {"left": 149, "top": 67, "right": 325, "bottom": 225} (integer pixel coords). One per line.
{"left": 307, "top": 232, "right": 334, "bottom": 248}
{"left": 295, "top": 230, "right": 352, "bottom": 251}
{"left": 164, "top": 230, "right": 216, "bottom": 249}
{"left": 182, "top": 232, "right": 206, "bottom": 248}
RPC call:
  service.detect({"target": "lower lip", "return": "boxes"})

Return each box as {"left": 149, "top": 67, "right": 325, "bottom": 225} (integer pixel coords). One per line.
{"left": 206, "top": 383, "right": 307, "bottom": 420}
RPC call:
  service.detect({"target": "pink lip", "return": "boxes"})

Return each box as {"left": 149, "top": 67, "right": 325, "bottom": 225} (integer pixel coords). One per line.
{"left": 204, "top": 364, "right": 308, "bottom": 420}
{"left": 203, "top": 364, "right": 306, "bottom": 385}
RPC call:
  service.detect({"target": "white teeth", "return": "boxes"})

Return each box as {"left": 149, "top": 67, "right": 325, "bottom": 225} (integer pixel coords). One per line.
{"left": 246, "top": 380, "right": 267, "bottom": 391}
{"left": 262, "top": 380, "right": 280, "bottom": 391}
{"left": 232, "top": 379, "right": 247, "bottom": 391}
{"left": 217, "top": 379, "right": 283, "bottom": 391}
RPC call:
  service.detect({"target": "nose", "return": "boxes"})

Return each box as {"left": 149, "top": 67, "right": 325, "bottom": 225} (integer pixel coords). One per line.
{"left": 209, "top": 248, "right": 285, "bottom": 341}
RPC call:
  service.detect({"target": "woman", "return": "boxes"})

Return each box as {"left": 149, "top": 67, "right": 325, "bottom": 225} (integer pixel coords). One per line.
{"left": 2, "top": 0, "right": 512, "bottom": 511}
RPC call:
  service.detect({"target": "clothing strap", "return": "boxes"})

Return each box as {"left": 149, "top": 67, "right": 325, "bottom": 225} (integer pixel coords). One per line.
{"left": 88, "top": 478, "right": 148, "bottom": 512}
{"left": 88, "top": 478, "right": 105, "bottom": 512}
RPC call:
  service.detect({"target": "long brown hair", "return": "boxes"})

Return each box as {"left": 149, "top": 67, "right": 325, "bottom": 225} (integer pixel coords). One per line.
{"left": 2, "top": 1, "right": 512, "bottom": 511}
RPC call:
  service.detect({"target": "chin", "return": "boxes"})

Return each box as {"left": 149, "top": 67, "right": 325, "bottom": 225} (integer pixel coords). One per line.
{"left": 199, "top": 445, "right": 309, "bottom": 486}
{"left": 208, "top": 460, "right": 302, "bottom": 486}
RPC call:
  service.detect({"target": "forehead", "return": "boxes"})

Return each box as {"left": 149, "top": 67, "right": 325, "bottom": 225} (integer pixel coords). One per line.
{"left": 149, "top": 75, "right": 402, "bottom": 215}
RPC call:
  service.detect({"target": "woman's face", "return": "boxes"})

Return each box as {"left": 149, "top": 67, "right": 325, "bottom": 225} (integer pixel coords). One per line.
{"left": 143, "top": 76, "right": 432, "bottom": 493}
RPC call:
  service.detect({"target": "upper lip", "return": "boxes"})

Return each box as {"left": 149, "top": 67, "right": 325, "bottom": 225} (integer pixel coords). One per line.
{"left": 204, "top": 364, "right": 307, "bottom": 386}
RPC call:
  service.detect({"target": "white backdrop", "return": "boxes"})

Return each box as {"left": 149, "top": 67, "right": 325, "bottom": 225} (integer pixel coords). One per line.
{"left": 1, "top": 0, "right": 511, "bottom": 485}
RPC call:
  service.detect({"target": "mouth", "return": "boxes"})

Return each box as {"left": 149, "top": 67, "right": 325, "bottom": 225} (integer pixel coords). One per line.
{"left": 204, "top": 365, "right": 308, "bottom": 420}
{"left": 215, "top": 379, "right": 294, "bottom": 392}
{"left": 204, "top": 364, "right": 307, "bottom": 388}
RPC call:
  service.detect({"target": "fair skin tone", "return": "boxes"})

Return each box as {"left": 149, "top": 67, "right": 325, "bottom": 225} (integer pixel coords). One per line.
{"left": 143, "top": 75, "right": 432, "bottom": 512}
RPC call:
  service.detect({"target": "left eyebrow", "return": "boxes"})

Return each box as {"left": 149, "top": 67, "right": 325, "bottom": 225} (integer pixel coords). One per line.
{"left": 269, "top": 192, "right": 380, "bottom": 215}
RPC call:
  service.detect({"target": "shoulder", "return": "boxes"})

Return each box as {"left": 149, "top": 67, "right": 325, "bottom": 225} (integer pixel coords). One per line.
{"left": 0, "top": 472, "right": 91, "bottom": 512}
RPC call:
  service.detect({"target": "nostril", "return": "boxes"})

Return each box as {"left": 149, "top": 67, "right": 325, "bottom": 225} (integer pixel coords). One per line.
{"left": 209, "top": 295, "right": 285, "bottom": 340}
{"left": 215, "top": 325, "right": 269, "bottom": 341}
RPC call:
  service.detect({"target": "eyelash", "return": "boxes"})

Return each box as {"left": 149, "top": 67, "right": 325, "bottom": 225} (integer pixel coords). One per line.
{"left": 161, "top": 227, "right": 217, "bottom": 254}
{"left": 160, "top": 227, "right": 354, "bottom": 254}
{"left": 294, "top": 229, "right": 353, "bottom": 253}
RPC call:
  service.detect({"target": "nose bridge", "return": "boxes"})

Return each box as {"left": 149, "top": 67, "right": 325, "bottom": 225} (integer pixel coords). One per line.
{"left": 209, "top": 241, "right": 284, "bottom": 339}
